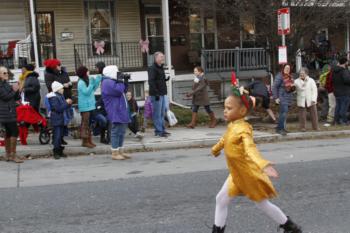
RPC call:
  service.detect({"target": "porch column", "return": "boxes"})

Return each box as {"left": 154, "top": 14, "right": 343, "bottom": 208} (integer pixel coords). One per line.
{"left": 347, "top": 20, "right": 350, "bottom": 60}
{"left": 29, "top": 0, "right": 40, "bottom": 71}
{"left": 161, "top": 0, "right": 173, "bottom": 99}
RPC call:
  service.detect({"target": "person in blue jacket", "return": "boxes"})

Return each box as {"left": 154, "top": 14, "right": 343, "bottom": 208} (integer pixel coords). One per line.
{"left": 47, "top": 81, "right": 72, "bottom": 159}
{"left": 77, "top": 66, "right": 102, "bottom": 148}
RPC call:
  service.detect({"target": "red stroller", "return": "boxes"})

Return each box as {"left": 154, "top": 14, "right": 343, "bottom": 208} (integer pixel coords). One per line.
{"left": 16, "top": 105, "right": 50, "bottom": 145}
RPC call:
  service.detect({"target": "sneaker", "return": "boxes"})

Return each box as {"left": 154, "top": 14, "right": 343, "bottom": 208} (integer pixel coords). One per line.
{"left": 155, "top": 133, "right": 168, "bottom": 138}
{"left": 135, "top": 132, "right": 144, "bottom": 139}
{"left": 323, "top": 123, "right": 331, "bottom": 127}
{"left": 276, "top": 129, "right": 287, "bottom": 136}
{"left": 163, "top": 131, "right": 171, "bottom": 136}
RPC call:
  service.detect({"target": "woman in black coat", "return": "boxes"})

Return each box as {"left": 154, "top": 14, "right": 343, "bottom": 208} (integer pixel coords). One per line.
{"left": 21, "top": 64, "right": 41, "bottom": 112}
{"left": 0, "top": 66, "right": 23, "bottom": 163}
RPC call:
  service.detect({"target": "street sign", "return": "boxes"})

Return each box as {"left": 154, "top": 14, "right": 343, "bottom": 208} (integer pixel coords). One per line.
{"left": 278, "top": 46, "right": 288, "bottom": 64}
{"left": 278, "top": 8, "right": 290, "bottom": 35}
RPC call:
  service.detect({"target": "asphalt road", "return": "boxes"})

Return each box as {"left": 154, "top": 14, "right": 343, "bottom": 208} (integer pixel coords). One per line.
{"left": 0, "top": 139, "right": 350, "bottom": 233}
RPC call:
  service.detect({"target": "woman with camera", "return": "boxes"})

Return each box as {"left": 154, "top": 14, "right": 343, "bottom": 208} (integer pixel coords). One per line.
{"left": 77, "top": 66, "right": 101, "bottom": 148}
{"left": 101, "top": 65, "right": 131, "bottom": 160}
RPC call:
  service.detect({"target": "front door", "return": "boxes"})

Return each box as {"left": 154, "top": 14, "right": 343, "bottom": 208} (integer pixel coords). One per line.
{"left": 36, "top": 12, "right": 56, "bottom": 65}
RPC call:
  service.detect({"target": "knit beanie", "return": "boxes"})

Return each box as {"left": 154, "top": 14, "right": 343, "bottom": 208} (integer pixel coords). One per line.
{"left": 103, "top": 65, "right": 119, "bottom": 80}
{"left": 51, "top": 81, "right": 64, "bottom": 93}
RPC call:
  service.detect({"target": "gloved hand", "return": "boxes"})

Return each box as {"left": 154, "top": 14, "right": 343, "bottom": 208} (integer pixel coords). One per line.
{"left": 155, "top": 96, "right": 160, "bottom": 101}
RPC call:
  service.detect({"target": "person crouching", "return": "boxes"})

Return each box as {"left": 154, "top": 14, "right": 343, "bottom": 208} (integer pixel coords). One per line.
{"left": 101, "top": 65, "right": 131, "bottom": 160}
{"left": 47, "top": 81, "right": 72, "bottom": 159}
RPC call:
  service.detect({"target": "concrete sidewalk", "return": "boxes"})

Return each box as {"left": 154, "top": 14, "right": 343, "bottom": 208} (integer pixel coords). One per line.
{"left": 1, "top": 124, "right": 350, "bottom": 159}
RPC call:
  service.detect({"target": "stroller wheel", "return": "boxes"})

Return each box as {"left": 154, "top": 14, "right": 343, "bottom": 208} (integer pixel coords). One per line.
{"left": 39, "top": 129, "right": 50, "bottom": 145}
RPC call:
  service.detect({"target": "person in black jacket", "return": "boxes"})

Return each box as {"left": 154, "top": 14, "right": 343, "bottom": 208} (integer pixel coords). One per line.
{"left": 148, "top": 52, "right": 170, "bottom": 137}
{"left": 332, "top": 57, "right": 350, "bottom": 125}
{"left": 246, "top": 77, "right": 276, "bottom": 122}
{"left": 21, "top": 64, "right": 41, "bottom": 112}
{"left": 44, "top": 59, "right": 72, "bottom": 99}
{"left": 0, "top": 66, "right": 23, "bottom": 163}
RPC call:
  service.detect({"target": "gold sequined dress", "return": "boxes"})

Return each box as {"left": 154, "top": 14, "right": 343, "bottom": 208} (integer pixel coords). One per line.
{"left": 212, "top": 119, "right": 277, "bottom": 202}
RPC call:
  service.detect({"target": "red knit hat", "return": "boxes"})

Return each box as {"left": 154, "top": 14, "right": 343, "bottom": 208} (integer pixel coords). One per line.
{"left": 44, "top": 59, "right": 61, "bottom": 69}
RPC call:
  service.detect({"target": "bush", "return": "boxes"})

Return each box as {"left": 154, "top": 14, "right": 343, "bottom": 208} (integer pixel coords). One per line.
{"left": 170, "top": 105, "right": 210, "bottom": 126}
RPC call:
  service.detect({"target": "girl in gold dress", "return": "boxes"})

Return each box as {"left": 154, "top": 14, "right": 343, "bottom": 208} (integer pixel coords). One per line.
{"left": 210, "top": 85, "right": 302, "bottom": 233}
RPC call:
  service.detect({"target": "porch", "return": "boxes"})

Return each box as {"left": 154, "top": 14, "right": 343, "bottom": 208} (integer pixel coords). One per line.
{"left": 171, "top": 47, "right": 269, "bottom": 107}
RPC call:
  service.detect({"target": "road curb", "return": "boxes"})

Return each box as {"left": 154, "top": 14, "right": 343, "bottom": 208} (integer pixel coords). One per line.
{"left": 16, "top": 130, "right": 350, "bottom": 159}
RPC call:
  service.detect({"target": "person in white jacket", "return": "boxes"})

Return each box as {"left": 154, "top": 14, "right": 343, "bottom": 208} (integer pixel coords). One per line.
{"left": 294, "top": 67, "right": 319, "bottom": 131}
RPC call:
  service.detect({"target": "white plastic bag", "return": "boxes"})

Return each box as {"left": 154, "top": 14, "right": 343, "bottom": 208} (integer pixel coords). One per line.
{"left": 166, "top": 110, "right": 178, "bottom": 127}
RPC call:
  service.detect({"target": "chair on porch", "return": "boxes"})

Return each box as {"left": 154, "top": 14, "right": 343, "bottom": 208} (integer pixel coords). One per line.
{"left": 0, "top": 40, "right": 19, "bottom": 68}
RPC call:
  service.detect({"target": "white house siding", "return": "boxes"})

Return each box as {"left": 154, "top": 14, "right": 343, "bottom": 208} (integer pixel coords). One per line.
{"left": 0, "top": 0, "right": 27, "bottom": 43}
{"left": 116, "top": 0, "right": 143, "bottom": 68}
{"left": 35, "top": 0, "right": 85, "bottom": 72}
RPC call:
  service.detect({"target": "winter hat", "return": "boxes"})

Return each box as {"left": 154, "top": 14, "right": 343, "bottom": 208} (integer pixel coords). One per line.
{"left": 44, "top": 59, "right": 61, "bottom": 69}
{"left": 51, "top": 81, "right": 64, "bottom": 93}
{"left": 103, "top": 65, "right": 119, "bottom": 80}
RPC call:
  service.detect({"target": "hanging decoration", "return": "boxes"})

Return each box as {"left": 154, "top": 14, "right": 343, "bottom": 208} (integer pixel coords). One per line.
{"left": 94, "top": 41, "right": 105, "bottom": 55}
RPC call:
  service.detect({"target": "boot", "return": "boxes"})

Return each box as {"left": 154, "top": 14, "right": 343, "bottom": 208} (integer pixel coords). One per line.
{"left": 88, "top": 132, "right": 96, "bottom": 147}
{"left": 186, "top": 112, "right": 198, "bottom": 129}
{"left": 212, "top": 225, "right": 225, "bottom": 233}
{"left": 82, "top": 138, "right": 94, "bottom": 148}
{"left": 59, "top": 146, "right": 67, "bottom": 158}
{"left": 279, "top": 217, "right": 302, "bottom": 233}
{"left": 53, "top": 148, "right": 61, "bottom": 160}
{"left": 209, "top": 112, "right": 217, "bottom": 128}
{"left": 4, "top": 137, "right": 11, "bottom": 161}
{"left": 111, "top": 148, "right": 125, "bottom": 160}
{"left": 61, "top": 137, "right": 68, "bottom": 145}
{"left": 120, "top": 147, "right": 131, "bottom": 159}
{"left": 9, "top": 137, "right": 24, "bottom": 163}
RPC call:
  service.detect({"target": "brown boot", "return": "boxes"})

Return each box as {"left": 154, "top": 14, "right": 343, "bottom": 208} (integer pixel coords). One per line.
{"left": 88, "top": 133, "right": 96, "bottom": 147}
{"left": 119, "top": 147, "right": 131, "bottom": 159}
{"left": 209, "top": 112, "right": 217, "bottom": 128}
{"left": 4, "top": 137, "right": 11, "bottom": 161}
{"left": 82, "top": 138, "right": 94, "bottom": 148}
{"left": 186, "top": 112, "right": 197, "bottom": 129}
{"left": 9, "top": 137, "right": 23, "bottom": 163}
{"left": 111, "top": 148, "right": 125, "bottom": 160}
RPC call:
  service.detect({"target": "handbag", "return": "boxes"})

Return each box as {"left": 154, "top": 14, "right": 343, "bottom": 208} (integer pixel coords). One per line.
{"left": 166, "top": 110, "right": 178, "bottom": 126}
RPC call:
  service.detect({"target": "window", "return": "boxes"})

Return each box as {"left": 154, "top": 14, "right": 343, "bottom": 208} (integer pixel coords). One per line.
{"left": 128, "top": 82, "right": 145, "bottom": 101}
{"left": 240, "top": 14, "right": 256, "bottom": 48}
{"left": 85, "top": 1, "right": 115, "bottom": 56}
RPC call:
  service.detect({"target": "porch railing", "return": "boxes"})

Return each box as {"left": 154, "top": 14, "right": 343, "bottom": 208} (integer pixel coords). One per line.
{"left": 201, "top": 48, "right": 268, "bottom": 73}
{"left": 0, "top": 42, "right": 34, "bottom": 69}
{"left": 74, "top": 42, "right": 145, "bottom": 72}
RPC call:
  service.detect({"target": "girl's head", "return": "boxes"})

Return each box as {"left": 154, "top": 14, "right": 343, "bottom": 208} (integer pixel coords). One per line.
{"left": 126, "top": 91, "right": 132, "bottom": 101}
{"left": 76, "top": 66, "right": 89, "bottom": 79}
{"left": 51, "top": 81, "right": 64, "bottom": 95}
{"left": 194, "top": 66, "right": 204, "bottom": 77}
{"left": 224, "top": 94, "right": 254, "bottom": 122}
{"left": 0, "top": 66, "right": 9, "bottom": 81}
{"left": 22, "top": 64, "right": 35, "bottom": 74}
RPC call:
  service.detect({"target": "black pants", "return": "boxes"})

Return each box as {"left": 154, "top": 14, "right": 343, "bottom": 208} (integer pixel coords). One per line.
{"left": 2, "top": 122, "right": 18, "bottom": 137}
{"left": 128, "top": 115, "right": 140, "bottom": 134}
{"left": 192, "top": 105, "right": 213, "bottom": 114}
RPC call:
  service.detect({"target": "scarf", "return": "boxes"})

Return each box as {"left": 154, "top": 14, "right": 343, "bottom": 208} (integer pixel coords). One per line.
{"left": 283, "top": 73, "right": 295, "bottom": 93}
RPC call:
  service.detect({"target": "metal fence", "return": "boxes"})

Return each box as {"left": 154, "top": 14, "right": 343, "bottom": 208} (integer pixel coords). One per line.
{"left": 201, "top": 48, "right": 268, "bottom": 73}
{"left": 0, "top": 42, "right": 34, "bottom": 69}
{"left": 74, "top": 42, "right": 145, "bottom": 71}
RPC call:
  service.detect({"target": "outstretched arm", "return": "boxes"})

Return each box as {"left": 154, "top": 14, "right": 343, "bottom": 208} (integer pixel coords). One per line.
{"left": 211, "top": 137, "right": 225, "bottom": 157}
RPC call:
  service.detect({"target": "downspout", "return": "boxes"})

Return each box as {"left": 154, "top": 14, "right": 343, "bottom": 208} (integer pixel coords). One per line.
{"left": 29, "top": 0, "right": 40, "bottom": 72}
{"left": 161, "top": 0, "right": 189, "bottom": 108}
{"left": 347, "top": 19, "right": 350, "bottom": 60}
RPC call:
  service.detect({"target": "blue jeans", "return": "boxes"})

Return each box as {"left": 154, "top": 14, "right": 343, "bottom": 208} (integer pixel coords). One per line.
{"left": 277, "top": 103, "right": 289, "bottom": 130}
{"left": 335, "top": 96, "right": 350, "bottom": 124}
{"left": 151, "top": 95, "right": 166, "bottom": 135}
{"left": 53, "top": 126, "right": 64, "bottom": 150}
{"left": 111, "top": 123, "right": 127, "bottom": 149}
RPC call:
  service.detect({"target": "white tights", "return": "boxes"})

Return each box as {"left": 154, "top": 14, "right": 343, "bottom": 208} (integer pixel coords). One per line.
{"left": 214, "top": 179, "right": 288, "bottom": 227}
